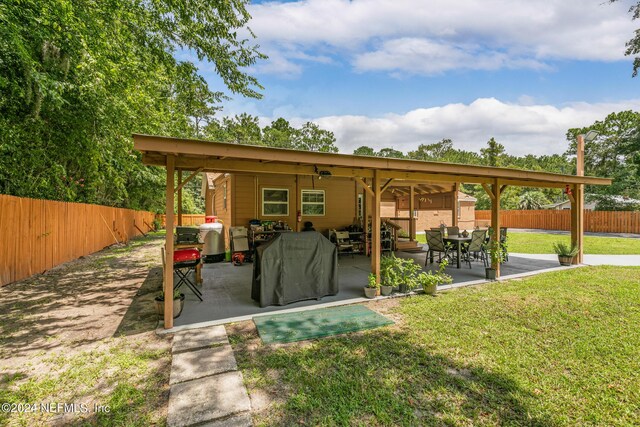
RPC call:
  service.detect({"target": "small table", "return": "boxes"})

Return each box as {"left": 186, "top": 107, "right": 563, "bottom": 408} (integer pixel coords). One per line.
{"left": 444, "top": 236, "right": 472, "bottom": 269}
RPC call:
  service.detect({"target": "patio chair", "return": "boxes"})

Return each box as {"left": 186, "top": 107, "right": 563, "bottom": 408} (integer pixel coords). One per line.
{"left": 424, "top": 230, "right": 451, "bottom": 266}
{"left": 446, "top": 226, "right": 460, "bottom": 237}
{"left": 462, "top": 229, "right": 488, "bottom": 268}
{"left": 173, "top": 248, "right": 203, "bottom": 301}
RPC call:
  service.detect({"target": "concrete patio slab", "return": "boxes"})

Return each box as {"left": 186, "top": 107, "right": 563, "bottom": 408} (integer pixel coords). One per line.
{"left": 199, "top": 413, "right": 253, "bottom": 427}
{"left": 167, "top": 371, "right": 251, "bottom": 427}
{"left": 172, "top": 325, "right": 228, "bottom": 353}
{"left": 170, "top": 344, "right": 237, "bottom": 385}
{"left": 165, "top": 250, "right": 560, "bottom": 332}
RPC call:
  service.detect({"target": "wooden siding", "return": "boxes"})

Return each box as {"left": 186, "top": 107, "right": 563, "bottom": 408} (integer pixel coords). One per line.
{"left": 0, "top": 194, "right": 155, "bottom": 286}
{"left": 475, "top": 210, "right": 640, "bottom": 234}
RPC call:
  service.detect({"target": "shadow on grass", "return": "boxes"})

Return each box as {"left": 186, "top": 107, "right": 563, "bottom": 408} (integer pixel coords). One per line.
{"left": 114, "top": 266, "right": 164, "bottom": 337}
{"left": 232, "top": 326, "right": 553, "bottom": 426}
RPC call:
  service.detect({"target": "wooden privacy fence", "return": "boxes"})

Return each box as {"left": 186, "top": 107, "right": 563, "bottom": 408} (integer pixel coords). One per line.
{"left": 0, "top": 194, "right": 156, "bottom": 286}
{"left": 157, "top": 214, "right": 206, "bottom": 227}
{"left": 475, "top": 210, "right": 640, "bottom": 234}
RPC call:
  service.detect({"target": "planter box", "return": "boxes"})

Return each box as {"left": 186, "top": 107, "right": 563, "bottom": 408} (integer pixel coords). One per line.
{"left": 155, "top": 294, "right": 185, "bottom": 318}
{"left": 485, "top": 268, "right": 496, "bottom": 281}
{"left": 558, "top": 255, "right": 574, "bottom": 266}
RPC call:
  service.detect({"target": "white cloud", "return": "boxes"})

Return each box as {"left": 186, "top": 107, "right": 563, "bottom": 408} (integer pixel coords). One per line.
{"left": 282, "top": 98, "right": 640, "bottom": 156}
{"left": 248, "top": 0, "right": 636, "bottom": 75}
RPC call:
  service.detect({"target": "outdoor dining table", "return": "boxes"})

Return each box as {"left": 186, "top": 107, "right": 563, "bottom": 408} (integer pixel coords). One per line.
{"left": 443, "top": 235, "right": 472, "bottom": 268}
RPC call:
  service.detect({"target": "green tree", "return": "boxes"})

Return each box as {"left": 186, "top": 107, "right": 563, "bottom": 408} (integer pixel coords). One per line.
{"left": 293, "top": 122, "right": 338, "bottom": 152}
{"left": 480, "top": 137, "right": 506, "bottom": 167}
{"left": 353, "top": 146, "right": 376, "bottom": 156}
{"left": 0, "top": 0, "right": 264, "bottom": 211}
{"left": 263, "top": 118, "right": 296, "bottom": 148}
{"left": 221, "top": 113, "right": 263, "bottom": 145}
{"left": 376, "top": 148, "right": 405, "bottom": 158}
{"left": 518, "top": 191, "right": 550, "bottom": 210}
{"left": 566, "top": 111, "right": 640, "bottom": 204}
{"left": 612, "top": 0, "right": 640, "bottom": 76}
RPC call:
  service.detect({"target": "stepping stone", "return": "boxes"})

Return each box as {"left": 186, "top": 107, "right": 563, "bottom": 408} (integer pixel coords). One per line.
{"left": 170, "top": 344, "right": 237, "bottom": 385}
{"left": 173, "top": 325, "right": 228, "bottom": 353}
{"left": 167, "top": 371, "right": 251, "bottom": 427}
{"left": 199, "top": 412, "right": 253, "bottom": 427}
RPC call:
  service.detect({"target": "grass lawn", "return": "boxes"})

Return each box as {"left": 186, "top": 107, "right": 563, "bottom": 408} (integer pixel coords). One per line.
{"left": 229, "top": 266, "right": 640, "bottom": 426}
{"left": 0, "top": 232, "right": 170, "bottom": 427}
{"left": 417, "top": 231, "right": 640, "bottom": 254}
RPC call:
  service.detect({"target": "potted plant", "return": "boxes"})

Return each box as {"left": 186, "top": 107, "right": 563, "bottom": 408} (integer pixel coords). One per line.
{"left": 417, "top": 259, "right": 453, "bottom": 295}
{"left": 485, "top": 240, "right": 505, "bottom": 280}
{"left": 552, "top": 242, "right": 579, "bottom": 266}
{"left": 364, "top": 273, "right": 379, "bottom": 299}
{"left": 396, "top": 257, "right": 422, "bottom": 293}
{"left": 380, "top": 255, "right": 397, "bottom": 296}
{"left": 155, "top": 289, "right": 185, "bottom": 318}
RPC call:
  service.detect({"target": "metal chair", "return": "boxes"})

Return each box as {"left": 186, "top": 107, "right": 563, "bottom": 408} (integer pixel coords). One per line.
{"left": 462, "top": 229, "right": 488, "bottom": 268}
{"left": 424, "top": 230, "right": 451, "bottom": 266}
{"left": 173, "top": 248, "right": 203, "bottom": 301}
{"left": 447, "top": 226, "right": 460, "bottom": 237}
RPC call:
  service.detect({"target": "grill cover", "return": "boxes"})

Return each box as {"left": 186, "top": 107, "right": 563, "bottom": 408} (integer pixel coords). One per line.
{"left": 252, "top": 232, "right": 338, "bottom": 307}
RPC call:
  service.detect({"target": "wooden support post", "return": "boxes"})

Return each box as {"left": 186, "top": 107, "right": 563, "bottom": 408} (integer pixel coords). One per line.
{"left": 452, "top": 182, "right": 459, "bottom": 227}
{"left": 177, "top": 169, "right": 183, "bottom": 227}
{"left": 572, "top": 134, "right": 585, "bottom": 264}
{"left": 164, "top": 155, "right": 175, "bottom": 328}
{"left": 491, "top": 179, "right": 501, "bottom": 277}
{"left": 372, "top": 170, "right": 381, "bottom": 286}
{"left": 409, "top": 185, "right": 415, "bottom": 241}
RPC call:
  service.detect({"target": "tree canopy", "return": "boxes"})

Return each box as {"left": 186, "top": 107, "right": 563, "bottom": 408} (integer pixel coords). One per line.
{"left": 0, "top": 0, "right": 264, "bottom": 212}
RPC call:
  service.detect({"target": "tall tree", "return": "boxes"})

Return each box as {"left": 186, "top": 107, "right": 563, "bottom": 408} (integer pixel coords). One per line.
{"left": 480, "top": 137, "right": 506, "bottom": 167}
{"left": 612, "top": 0, "right": 640, "bottom": 76}
{"left": 263, "top": 118, "right": 296, "bottom": 148}
{"left": 0, "top": 0, "right": 265, "bottom": 211}
{"left": 293, "top": 122, "right": 338, "bottom": 152}
{"left": 353, "top": 146, "right": 376, "bottom": 156}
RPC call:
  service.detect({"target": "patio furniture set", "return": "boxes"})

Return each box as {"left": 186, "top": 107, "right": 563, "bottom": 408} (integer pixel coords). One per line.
{"left": 425, "top": 226, "right": 508, "bottom": 269}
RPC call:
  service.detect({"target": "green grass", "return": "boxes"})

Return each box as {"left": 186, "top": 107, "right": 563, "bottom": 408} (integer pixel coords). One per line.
{"left": 0, "top": 339, "right": 169, "bottom": 427}
{"left": 230, "top": 266, "right": 640, "bottom": 426}
{"left": 417, "top": 231, "right": 640, "bottom": 254}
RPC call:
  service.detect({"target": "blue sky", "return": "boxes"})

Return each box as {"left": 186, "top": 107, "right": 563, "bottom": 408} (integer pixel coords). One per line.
{"left": 194, "top": 0, "right": 640, "bottom": 156}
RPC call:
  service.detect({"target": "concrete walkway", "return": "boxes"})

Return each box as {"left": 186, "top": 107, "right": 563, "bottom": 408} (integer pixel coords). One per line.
{"left": 167, "top": 325, "right": 252, "bottom": 427}
{"left": 512, "top": 253, "right": 640, "bottom": 266}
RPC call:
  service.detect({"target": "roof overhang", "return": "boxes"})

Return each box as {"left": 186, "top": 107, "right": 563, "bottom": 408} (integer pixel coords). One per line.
{"left": 134, "top": 134, "right": 612, "bottom": 189}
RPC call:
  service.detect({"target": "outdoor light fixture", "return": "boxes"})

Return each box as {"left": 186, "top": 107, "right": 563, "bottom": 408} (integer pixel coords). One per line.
{"left": 584, "top": 130, "right": 599, "bottom": 143}
{"left": 314, "top": 165, "right": 332, "bottom": 179}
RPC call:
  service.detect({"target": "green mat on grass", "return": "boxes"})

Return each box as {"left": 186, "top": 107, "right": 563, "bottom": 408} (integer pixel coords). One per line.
{"left": 253, "top": 305, "right": 394, "bottom": 344}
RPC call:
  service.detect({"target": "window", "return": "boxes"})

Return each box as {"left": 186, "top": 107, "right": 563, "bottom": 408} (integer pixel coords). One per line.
{"left": 302, "top": 189, "right": 325, "bottom": 216}
{"left": 262, "top": 188, "right": 289, "bottom": 216}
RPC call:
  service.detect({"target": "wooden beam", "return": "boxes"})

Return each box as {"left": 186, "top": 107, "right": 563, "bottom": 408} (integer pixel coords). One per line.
{"left": 177, "top": 169, "right": 183, "bottom": 227}
{"left": 380, "top": 170, "right": 494, "bottom": 185}
{"left": 175, "top": 168, "right": 203, "bottom": 193}
{"left": 500, "top": 184, "right": 508, "bottom": 194}
{"left": 134, "top": 133, "right": 611, "bottom": 186}
{"left": 372, "top": 170, "right": 381, "bottom": 287}
{"left": 482, "top": 183, "right": 496, "bottom": 201}
{"left": 164, "top": 155, "right": 175, "bottom": 328}
{"left": 380, "top": 178, "right": 394, "bottom": 193}
{"left": 572, "top": 134, "right": 585, "bottom": 264}
{"left": 409, "top": 185, "right": 415, "bottom": 241}
{"left": 491, "top": 179, "right": 501, "bottom": 278}
{"left": 354, "top": 177, "right": 375, "bottom": 197}
{"left": 452, "top": 182, "right": 459, "bottom": 227}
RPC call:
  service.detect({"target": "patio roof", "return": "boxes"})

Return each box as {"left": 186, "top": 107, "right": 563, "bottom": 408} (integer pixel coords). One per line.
{"left": 133, "top": 133, "right": 611, "bottom": 329}
{"left": 134, "top": 134, "right": 611, "bottom": 189}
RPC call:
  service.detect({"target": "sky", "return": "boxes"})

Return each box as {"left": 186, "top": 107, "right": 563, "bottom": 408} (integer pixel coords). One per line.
{"left": 193, "top": 0, "right": 640, "bottom": 156}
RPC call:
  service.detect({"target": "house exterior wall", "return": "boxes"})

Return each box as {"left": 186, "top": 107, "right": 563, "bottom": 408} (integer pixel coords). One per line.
{"left": 397, "top": 200, "right": 475, "bottom": 232}
{"left": 229, "top": 173, "right": 361, "bottom": 234}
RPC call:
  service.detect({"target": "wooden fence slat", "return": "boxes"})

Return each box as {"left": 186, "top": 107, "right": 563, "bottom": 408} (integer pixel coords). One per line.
{"left": 0, "top": 194, "right": 156, "bottom": 286}
{"left": 475, "top": 209, "right": 640, "bottom": 234}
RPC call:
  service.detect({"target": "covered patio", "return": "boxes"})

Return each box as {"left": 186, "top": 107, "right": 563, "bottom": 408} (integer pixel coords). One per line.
{"left": 132, "top": 133, "right": 610, "bottom": 329}
{"left": 173, "top": 252, "right": 561, "bottom": 329}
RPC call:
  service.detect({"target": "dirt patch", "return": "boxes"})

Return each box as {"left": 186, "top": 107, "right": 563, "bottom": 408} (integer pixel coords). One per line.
{"left": 0, "top": 233, "right": 172, "bottom": 426}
